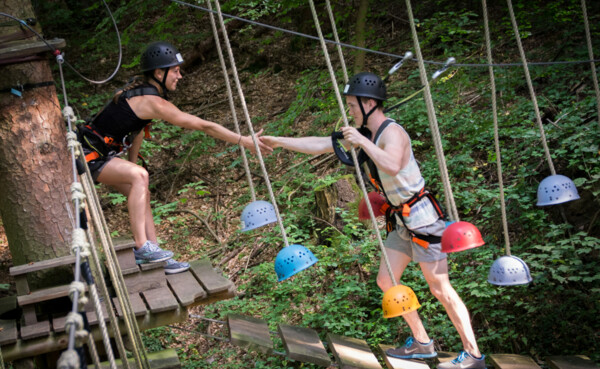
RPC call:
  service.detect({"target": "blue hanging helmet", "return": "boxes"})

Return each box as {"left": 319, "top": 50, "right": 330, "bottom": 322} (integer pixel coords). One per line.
{"left": 343, "top": 72, "right": 386, "bottom": 128}
{"left": 274, "top": 244, "right": 318, "bottom": 282}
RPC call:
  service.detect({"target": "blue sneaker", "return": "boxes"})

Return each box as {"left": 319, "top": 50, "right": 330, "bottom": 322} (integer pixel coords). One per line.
{"left": 133, "top": 241, "right": 173, "bottom": 263}
{"left": 437, "top": 351, "right": 486, "bottom": 369}
{"left": 164, "top": 258, "right": 190, "bottom": 274}
{"left": 386, "top": 337, "right": 437, "bottom": 359}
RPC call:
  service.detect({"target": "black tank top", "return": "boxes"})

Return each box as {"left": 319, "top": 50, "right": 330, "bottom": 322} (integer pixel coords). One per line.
{"left": 92, "top": 89, "right": 154, "bottom": 142}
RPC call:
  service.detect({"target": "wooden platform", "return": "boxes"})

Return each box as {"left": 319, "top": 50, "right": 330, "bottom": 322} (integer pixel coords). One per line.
{"left": 0, "top": 238, "right": 237, "bottom": 362}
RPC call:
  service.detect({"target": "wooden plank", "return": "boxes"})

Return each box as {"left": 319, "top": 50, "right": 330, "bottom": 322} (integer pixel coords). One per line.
{"left": 122, "top": 267, "right": 167, "bottom": 294}
{"left": 14, "top": 275, "right": 30, "bottom": 296}
{"left": 437, "top": 352, "right": 458, "bottom": 364}
{"left": 142, "top": 287, "right": 179, "bottom": 313}
{"left": 378, "top": 344, "right": 430, "bottom": 369}
{"left": 140, "top": 261, "right": 166, "bottom": 272}
{"left": 53, "top": 303, "right": 110, "bottom": 333}
{"left": 98, "top": 348, "right": 181, "bottom": 369}
{"left": 227, "top": 314, "right": 273, "bottom": 354}
{"left": 112, "top": 237, "right": 137, "bottom": 251}
{"left": 0, "top": 39, "right": 66, "bottom": 60}
{"left": 21, "top": 320, "right": 50, "bottom": 340}
{"left": 0, "top": 319, "right": 18, "bottom": 345}
{"left": 192, "top": 284, "right": 236, "bottom": 307}
{"left": 17, "top": 284, "right": 81, "bottom": 306}
{"left": 546, "top": 356, "right": 598, "bottom": 369}
{"left": 113, "top": 293, "right": 147, "bottom": 317}
{"left": 189, "top": 259, "right": 232, "bottom": 294}
{"left": 166, "top": 271, "right": 207, "bottom": 306}
{"left": 327, "top": 333, "right": 382, "bottom": 369}
{"left": 278, "top": 323, "right": 330, "bottom": 367}
{"left": 10, "top": 255, "right": 76, "bottom": 276}
{"left": 489, "top": 354, "right": 541, "bottom": 369}
{"left": 116, "top": 248, "right": 138, "bottom": 272}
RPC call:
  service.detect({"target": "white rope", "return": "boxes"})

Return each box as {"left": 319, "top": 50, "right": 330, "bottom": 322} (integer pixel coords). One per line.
{"left": 308, "top": 0, "right": 397, "bottom": 286}
{"left": 403, "top": 0, "right": 459, "bottom": 222}
{"left": 211, "top": 0, "right": 290, "bottom": 247}
{"left": 325, "top": 0, "right": 348, "bottom": 83}
{"left": 482, "top": 0, "right": 511, "bottom": 255}
{"left": 580, "top": 0, "right": 600, "bottom": 130}
{"left": 506, "top": 0, "right": 556, "bottom": 175}
{"left": 206, "top": 0, "right": 257, "bottom": 202}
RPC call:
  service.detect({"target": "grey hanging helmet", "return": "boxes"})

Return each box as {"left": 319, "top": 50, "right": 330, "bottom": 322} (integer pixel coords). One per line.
{"left": 140, "top": 41, "right": 184, "bottom": 72}
{"left": 343, "top": 72, "right": 387, "bottom": 101}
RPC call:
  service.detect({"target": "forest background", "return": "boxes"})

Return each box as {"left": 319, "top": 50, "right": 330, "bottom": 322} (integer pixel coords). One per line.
{"left": 1, "top": 0, "right": 599, "bottom": 367}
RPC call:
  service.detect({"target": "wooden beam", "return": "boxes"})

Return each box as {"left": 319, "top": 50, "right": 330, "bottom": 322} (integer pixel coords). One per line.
{"left": 278, "top": 323, "right": 330, "bottom": 367}
{"left": 227, "top": 314, "right": 273, "bottom": 354}
{"left": 0, "top": 39, "right": 65, "bottom": 60}
{"left": 98, "top": 348, "right": 181, "bottom": 369}
{"left": 546, "top": 356, "right": 598, "bottom": 369}
{"left": 326, "top": 333, "right": 382, "bottom": 369}
{"left": 190, "top": 259, "right": 233, "bottom": 294}
{"left": 9, "top": 255, "right": 75, "bottom": 276}
{"left": 489, "top": 354, "right": 541, "bottom": 369}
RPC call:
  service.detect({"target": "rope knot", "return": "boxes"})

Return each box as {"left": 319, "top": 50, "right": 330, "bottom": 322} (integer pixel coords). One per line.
{"left": 57, "top": 349, "right": 79, "bottom": 369}
{"left": 70, "top": 182, "right": 86, "bottom": 210}
{"left": 71, "top": 228, "right": 90, "bottom": 258}
{"left": 62, "top": 106, "right": 76, "bottom": 123}
{"left": 68, "top": 281, "right": 88, "bottom": 311}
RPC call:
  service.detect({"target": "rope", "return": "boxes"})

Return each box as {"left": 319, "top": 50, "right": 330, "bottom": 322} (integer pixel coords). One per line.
{"left": 325, "top": 0, "right": 348, "bottom": 83}
{"left": 403, "top": 0, "right": 459, "bottom": 221}
{"left": 482, "top": 0, "right": 511, "bottom": 255}
{"left": 580, "top": 0, "right": 600, "bottom": 130}
{"left": 169, "top": 0, "right": 600, "bottom": 68}
{"left": 205, "top": 0, "right": 256, "bottom": 202}
{"left": 506, "top": 0, "right": 556, "bottom": 175}
{"left": 211, "top": 0, "right": 290, "bottom": 247}
{"left": 308, "top": 0, "right": 396, "bottom": 286}
{"left": 0, "top": 0, "right": 121, "bottom": 85}
{"left": 57, "top": 50, "right": 129, "bottom": 369}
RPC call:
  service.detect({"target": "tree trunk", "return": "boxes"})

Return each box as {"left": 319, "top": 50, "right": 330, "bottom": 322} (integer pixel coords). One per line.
{"left": 0, "top": 0, "right": 74, "bottom": 289}
{"left": 353, "top": 0, "right": 369, "bottom": 73}
{"left": 314, "top": 175, "right": 360, "bottom": 241}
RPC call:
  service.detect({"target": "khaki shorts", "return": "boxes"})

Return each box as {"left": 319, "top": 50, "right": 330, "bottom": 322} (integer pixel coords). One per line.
{"left": 384, "top": 218, "right": 447, "bottom": 263}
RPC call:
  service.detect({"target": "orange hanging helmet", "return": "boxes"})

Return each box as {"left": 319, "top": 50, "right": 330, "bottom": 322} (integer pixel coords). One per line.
{"left": 382, "top": 285, "right": 421, "bottom": 318}
{"left": 358, "top": 192, "right": 387, "bottom": 220}
{"left": 441, "top": 221, "right": 485, "bottom": 253}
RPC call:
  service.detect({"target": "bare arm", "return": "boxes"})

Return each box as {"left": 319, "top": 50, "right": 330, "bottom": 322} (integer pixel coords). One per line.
{"left": 129, "top": 95, "right": 272, "bottom": 154}
{"left": 341, "top": 125, "right": 410, "bottom": 176}
{"left": 261, "top": 135, "right": 334, "bottom": 155}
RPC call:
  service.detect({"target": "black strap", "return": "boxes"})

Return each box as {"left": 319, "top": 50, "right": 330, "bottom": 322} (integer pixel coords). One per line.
{"left": 122, "top": 86, "right": 161, "bottom": 99}
{"left": 0, "top": 81, "right": 54, "bottom": 96}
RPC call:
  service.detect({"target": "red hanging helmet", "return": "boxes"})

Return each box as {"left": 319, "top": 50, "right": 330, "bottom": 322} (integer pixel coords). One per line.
{"left": 441, "top": 221, "right": 485, "bottom": 253}
{"left": 358, "top": 192, "right": 387, "bottom": 220}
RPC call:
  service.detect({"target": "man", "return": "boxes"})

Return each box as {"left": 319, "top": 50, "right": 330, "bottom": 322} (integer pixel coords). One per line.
{"left": 260, "top": 72, "right": 485, "bottom": 369}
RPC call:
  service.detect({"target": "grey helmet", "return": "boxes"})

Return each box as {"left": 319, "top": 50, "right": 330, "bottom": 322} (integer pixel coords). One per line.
{"left": 343, "top": 72, "right": 387, "bottom": 101}
{"left": 141, "top": 41, "right": 184, "bottom": 72}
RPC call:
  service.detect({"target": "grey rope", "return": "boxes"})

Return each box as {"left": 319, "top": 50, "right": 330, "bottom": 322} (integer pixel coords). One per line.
{"left": 212, "top": 0, "right": 290, "bottom": 247}
{"left": 169, "top": 0, "right": 600, "bottom": 68}
{"left": 403, "top": 0, "right": 459, "bottom": 221}
{"left": 580, "top": 0, "right": 600, "bottom": 130}
{"left": 506, "top": 0, "right": 556, "bottom": 175}
{"left": 325, "top": 0, "right": 349, "bottom": 83}
{"left": 308, "top": 0, "right": 397, "bottom": 286}
{"left": 206, "top": 0, "right": 256, "bottom": 202}
{"left": 482, "top": 0, "right": 511, "bottom": 255}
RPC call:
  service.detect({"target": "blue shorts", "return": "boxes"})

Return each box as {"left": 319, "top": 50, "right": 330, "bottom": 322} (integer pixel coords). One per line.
{"left": 384, "top": 218, "right": 447, "bottom": 263}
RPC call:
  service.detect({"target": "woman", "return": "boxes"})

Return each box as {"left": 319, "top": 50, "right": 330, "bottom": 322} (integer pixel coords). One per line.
{"left": 79, "top": 41, "right": 271, "bottom": 274}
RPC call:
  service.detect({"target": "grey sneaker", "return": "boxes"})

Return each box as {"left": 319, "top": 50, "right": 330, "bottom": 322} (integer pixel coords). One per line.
{"left": 437, "top": 351, "right": 486, "bottom": 369}
{"left": 164, "top": 258, "right": 190, "bottom": 274}
{"left": 386, "top": 337, "right": 437, "bottom": 359}
{"left": 133, "top": 241, "right": 173, "bottom": 263}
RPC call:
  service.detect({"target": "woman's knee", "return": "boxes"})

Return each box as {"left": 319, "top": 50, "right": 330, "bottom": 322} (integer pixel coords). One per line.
{"left": 130, "top": 167, "right": 149, "bottom": 187}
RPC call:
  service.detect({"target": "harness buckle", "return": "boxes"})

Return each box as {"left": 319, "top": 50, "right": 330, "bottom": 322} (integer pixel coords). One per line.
{"left": 402, "top": 203, "right": 411, "bottom": 217}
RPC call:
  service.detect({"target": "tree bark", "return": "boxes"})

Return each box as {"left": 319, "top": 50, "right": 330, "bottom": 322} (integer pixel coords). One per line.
{"left": 0, "top": 0, "right": 74, "bottom": 289}
{"left": 353, "top": 0, "right": 369, "bottom": 73}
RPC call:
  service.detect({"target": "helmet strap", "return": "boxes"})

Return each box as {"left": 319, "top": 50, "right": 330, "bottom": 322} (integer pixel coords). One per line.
{"left": 357, "top": 98, "right": 377, "bottom": 129}
{"left": 150, "top": 68, "right": 170, "bottom": 100}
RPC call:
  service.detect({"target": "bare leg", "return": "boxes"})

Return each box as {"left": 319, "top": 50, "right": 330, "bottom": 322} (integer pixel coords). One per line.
{"left": 419, "top": 259, "right": 481, "bottom": 357}
{"left": 96, "top": 158, "right": 151, "bottom": 249}
{"left": 377, "top": 247, "right": 430, "bottom": 343}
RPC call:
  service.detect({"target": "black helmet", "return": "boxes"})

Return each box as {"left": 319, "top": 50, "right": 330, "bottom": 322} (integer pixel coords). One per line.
{"left": 140, "top": 41, "right": 184, "bottom": 72}
{"left": 343, "top": 72, "right": 386, "bottom": 101}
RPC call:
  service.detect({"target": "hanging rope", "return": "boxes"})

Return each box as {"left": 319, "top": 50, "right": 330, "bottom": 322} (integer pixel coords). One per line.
{"left": 482, "top": 0, "right": 511, "bottom": 255}
{"left": 580, "top": 0, "right": 600, "bottom": 130}
{"left": 307, "top": 0, "right": 397, "bottom": 286}
{"left": 506, "top": 0, "right": 556, "bottom": 175}
{"left": 325, "top": 0, "right": 349, "bottom": 83}
{"left": 170, "top": 1, "right": 600, "bottom": 68}
{"left": 206, "top": 0, "right": 256, "bottom": 202}
{"left": 211, "top": 0, "right": 291, "bottom": 247}
{"left": 403, "top": 0, "right": 460, "bottom": 222}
